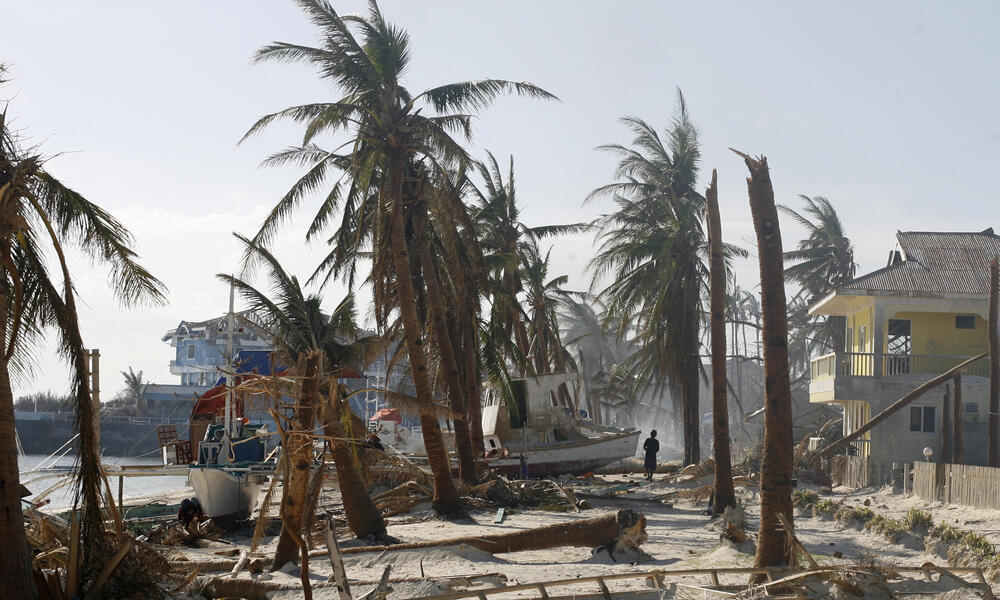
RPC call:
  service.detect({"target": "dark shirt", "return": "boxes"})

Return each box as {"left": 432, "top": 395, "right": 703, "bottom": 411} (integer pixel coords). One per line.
{"left": 643, "top": 437, "right": 659, "bottom": 457}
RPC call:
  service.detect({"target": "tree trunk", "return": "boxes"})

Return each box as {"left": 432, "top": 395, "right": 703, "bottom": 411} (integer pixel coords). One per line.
{"left": 413, "top": 208, "right": 477, "bottom": 483}
{"left": 463, "top": 323, "right": 485, "bottom": 457}
{"left": 0, "top": 359, "right": 35, "bottom": 598}
{"left": 320, "top": 382, "right": 386, "bottom": 539}
{"left": 706, "top": 170, "right": 736, "bottom": 514}
{"left": 990, "top": 258, "right": 999, "bottom": 467}
{"left": 736, "top": 151, "right": 794, "bottom": 569}
{"left": 272, "top": 352, "right": 320, "bottom": 569}
{"left": 386, "top": 162, "right": 461, "bottom": 515}
{"left": 683, "top": 335, "right": 701, "bottom": 466}
{"left": 336, "top": 509, "right": 646, "bottom": 556}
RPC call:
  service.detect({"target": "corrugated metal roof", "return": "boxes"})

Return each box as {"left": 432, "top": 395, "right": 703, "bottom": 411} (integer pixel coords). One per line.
{"left": 839, "top": 229, "right": 1000, "bottom": 296}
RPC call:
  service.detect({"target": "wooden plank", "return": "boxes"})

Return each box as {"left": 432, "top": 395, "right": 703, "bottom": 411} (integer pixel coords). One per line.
{"left": 325, "top": 512, "right": 352, "bottom": 600}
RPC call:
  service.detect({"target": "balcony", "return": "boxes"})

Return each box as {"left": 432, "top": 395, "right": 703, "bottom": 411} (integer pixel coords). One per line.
{"left": 810, "top": 352, "right": 987, "bottom": 404}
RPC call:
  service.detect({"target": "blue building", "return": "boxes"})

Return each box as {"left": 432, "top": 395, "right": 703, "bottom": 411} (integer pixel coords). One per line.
{"left": 162, "top": 313, "right": 273, "bottom": 386}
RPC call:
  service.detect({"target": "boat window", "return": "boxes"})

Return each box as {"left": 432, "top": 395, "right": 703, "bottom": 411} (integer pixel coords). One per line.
{"left": 488, "top": 438, "right": 496, "bottom": 448}
{"left": 508, "top": 380, "right": 528, "bottom": 429}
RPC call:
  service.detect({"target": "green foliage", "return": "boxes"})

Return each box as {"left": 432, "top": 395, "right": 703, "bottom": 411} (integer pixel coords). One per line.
{"left": 792, "top": 489, "right": 820, "bottom": 507}
{"left": 930, "top": 522, "right": 963, "bottom": 542}
{"left": 13, "top": 391, "right": 71, "bottom": 412}
{"left": 834, "top": 505, "right": 875, "bottom": 525}
{"left": 865, "top": 514, "right": 907, "bottom": 541}
{"left": 962, "top": 532, "right": 995, "bottom": 558}
{"left": 903, "top": 509, "right": 933, "bottom": 531}
{"left": 811, "top": 499, "right": 840, "bottom": 519}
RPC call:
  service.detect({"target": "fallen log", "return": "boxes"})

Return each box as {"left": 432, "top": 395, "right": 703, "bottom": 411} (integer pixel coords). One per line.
{"left": 309, "top": 509, "right": 646, "bottom": 557}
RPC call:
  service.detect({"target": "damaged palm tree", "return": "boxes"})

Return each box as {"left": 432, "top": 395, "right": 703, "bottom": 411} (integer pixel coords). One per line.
{"left": 334, "top": 509, "right": 647, "bottom": 557}
{"left": 732, "top": 149, "right": 794, "bottom": 569}
{"left": 0, "top": 65, "right": 166, "bottom": 598}
{"left": 706, "top": 169, "right": 737, "bottom": 515}
{"left": 221, "top": 242, "right": 387, "bottom": 565}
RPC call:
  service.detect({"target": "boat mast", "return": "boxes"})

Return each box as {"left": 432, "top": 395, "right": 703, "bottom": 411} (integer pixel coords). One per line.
{"left": 225, "top": 278, "right": 236, "bottom": 438}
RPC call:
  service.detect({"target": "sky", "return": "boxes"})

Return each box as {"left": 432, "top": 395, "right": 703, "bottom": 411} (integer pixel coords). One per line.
{"left": 5, "top": 1, "right": 1000, "bottom": 398}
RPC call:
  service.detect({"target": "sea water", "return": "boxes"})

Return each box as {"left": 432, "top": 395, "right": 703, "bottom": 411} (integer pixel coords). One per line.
{"left": 18, "top": 454, "right": 191, "bottom": 511}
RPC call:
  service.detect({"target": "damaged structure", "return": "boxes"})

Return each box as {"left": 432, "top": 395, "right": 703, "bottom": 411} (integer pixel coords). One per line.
{"left": 809, "top": 229, "right": 1000, "bottom": 478}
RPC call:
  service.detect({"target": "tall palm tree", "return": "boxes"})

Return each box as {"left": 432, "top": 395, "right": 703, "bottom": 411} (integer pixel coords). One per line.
{"left": 219, "top": 234, "right": 385, "bottom": 565}
{"left": 734, "top": 150, "right": 794, "bottom": 570}
{"left": 781, "top": 195, "right": 856, "bottom": 358}
{"left": 241, "top": 0, "right": 554, "bottom": 515}
{"left": 0, "top": 82, "right": 166, "bottom": 596}
{"left": 472, "top": 152, "right": 586, "bottom": 377}
{"left": 589, "top": 93, "right": 714, "bottom": 465}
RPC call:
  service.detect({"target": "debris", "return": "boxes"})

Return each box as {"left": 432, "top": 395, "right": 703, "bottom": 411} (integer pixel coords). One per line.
{"left": 494, "top": 508, "right": 506, "bottom": 524}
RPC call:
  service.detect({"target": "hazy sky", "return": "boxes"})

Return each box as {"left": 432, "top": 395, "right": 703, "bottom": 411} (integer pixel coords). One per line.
{"left": 5, "top": 1, "right": 999, "bottom": 398}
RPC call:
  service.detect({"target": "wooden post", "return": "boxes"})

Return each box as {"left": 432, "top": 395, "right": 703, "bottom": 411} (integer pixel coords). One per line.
{"left": 942, "top": 383, "right": 952, "bottom": 463}
{"left": 990, "top": 258, "right": 1000, "bottom": 467}
{"left": 118, "top": 475, "right": 124, "bottom": 511}
{"left": 954, "top": 374, "right": 963, "bottom": 463}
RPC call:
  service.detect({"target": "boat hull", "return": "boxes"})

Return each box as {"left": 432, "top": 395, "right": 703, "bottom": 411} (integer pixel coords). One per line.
{"left": 188, "top": 466, "right": 266, "bottom": 522}
{"left": 485, "top": 430, "right": 641, "bottom": 477}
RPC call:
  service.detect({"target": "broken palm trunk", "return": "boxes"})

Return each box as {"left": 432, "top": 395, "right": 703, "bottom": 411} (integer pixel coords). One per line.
{"left": 314, "top": 510, "right": 646, "bottom": 557}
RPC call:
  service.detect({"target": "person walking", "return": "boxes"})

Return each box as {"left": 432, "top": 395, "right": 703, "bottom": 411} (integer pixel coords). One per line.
{"left": 643, "top": 430, "right": 659, "bottom": 482}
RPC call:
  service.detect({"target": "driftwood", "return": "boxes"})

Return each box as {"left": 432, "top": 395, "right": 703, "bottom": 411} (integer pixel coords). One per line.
{"left": 309, "top": 509, "right": 646, "bottom": 557}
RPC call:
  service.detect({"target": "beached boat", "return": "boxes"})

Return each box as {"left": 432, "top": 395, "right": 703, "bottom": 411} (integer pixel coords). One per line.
{"left": 481, "top": 372, "right": 640, "bottom": 477}
{"left": 162, "top": 286, "right": 278, "bottom": 522}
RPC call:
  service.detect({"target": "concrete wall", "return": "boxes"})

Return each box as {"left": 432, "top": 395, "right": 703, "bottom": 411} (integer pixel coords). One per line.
{"left": 835, "top": 374, "right": 990, "bottom": 473}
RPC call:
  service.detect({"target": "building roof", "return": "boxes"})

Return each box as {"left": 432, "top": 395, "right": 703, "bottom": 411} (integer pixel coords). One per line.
{"left": 837, "top": 228, "right": 1000, "bottom": 297}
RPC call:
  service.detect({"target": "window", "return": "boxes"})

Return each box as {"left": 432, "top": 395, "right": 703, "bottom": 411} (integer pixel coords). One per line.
{"left": 187, "top": 344, "right": 195, "bottom": 359}
{"left": 909, "top": 405, "right": 936, "bottom": 433}
{"left": 965, "top": 403, "right": 979, "bottom": 414}
{"left": 887, "top": 319, "right": 911, "bottom": 354}
{"left": 956, "top": 315, "right": 976, "bottom": 329}
{"left": 858, "top": 326, "right": 867, "bottom": 352}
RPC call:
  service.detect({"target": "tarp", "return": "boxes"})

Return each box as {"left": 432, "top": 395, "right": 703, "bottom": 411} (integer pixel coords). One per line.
{"left": 370, "top": 408, "right": 402, "bottom": 423}
{"left": 190, "top": 350, "right": 287, "bottom": 418}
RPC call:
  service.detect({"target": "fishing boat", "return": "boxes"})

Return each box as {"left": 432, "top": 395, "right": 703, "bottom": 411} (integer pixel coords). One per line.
{"left": 162, "top": 286, "right": 278, "bottom": 522}
{"left": 481, "top": 372, "right": 640, "bottom": 477}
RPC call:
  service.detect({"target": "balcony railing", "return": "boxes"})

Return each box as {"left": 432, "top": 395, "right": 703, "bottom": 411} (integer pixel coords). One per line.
{"left": 811, "top": 352, "right": 988, "bottom": 379}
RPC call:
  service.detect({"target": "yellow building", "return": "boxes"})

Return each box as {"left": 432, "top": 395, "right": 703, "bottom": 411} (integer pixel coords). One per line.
{"left": 809, "top": 229, "right": 997, "bottom": 470}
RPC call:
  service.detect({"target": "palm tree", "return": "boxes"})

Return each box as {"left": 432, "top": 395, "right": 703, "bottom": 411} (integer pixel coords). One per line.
{"left": 706, "top": 170, "right": 736, "bottom": 514}
{"left": 0, "top": 80, "right": 166, "bottom": 596}
{"left": 472, "top": 152, "right": 586, "bottom": 377}
{"left": 734, "top": 150, "right": 794, "bottom": 570}
{"left": 589, "top": 93, "right": 710, "bottom": 465}
{"left": 219, "top": 235, "right": 385, "bottom": 566}
{"left": 781, "top": 195, "right": 856, "bottom": 357}
{"left": 120, "top": 367, "right": 148, "bottom": 409}
{"left": 241, "top": 0, "right": 554, "bottom": 515}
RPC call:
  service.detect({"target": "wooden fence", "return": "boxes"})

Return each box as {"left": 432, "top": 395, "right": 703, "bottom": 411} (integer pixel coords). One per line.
{"left": 913, "top": 461, "right": 1000, "bottom": 510}
{"left": 831, "top": 455, "right": 870, "bottom": 488}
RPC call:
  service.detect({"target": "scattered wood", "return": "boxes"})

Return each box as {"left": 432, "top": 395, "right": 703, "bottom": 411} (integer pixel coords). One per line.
{"left": 86, "top": 536, "right": 134, "bottom": 598}
{"left": 776, "top": 512, "right": 816, "bottom": 568}
{"left": 358, "top": 565, "right": 392, "bottom": 600}
{"left": 326, "top": 513, "right": 353, "bottom": 600}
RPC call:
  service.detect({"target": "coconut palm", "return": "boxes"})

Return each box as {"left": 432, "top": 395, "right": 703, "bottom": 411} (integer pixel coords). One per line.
{"left": 588, "top": 93, "right": 710, "bottom": 465}
{"left": 119, "top": 366, "right": 148, "bottom": 409}
{"left": 781, "top": 195, "right": 856, "bottom": 358}
{"left": 241, "top": 0, "right": 554, "bottom": 515}
{"left": 471, "top": 152, "right": 586, "bottom": 377}
{"left": 734, "top": 150, "right": 794, "bottom": 570}
{"left": 219, "top": 234, "right": 385, "bottom": 565}
{"left": 0, "top": 82, "right": 166, "bottom": 596}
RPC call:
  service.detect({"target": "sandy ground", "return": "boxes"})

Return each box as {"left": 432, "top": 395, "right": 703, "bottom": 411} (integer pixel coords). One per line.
{"left": 154, "top": 472, "right": 1000, "bottom": 599}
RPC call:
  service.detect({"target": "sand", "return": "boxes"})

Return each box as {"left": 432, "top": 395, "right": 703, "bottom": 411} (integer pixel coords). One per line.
{"left": 159, "top": 473, "right": 1000, "bottom": 598}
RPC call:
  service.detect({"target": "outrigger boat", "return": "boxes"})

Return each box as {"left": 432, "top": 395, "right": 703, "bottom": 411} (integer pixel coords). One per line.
{"left": 481, "top": 372, "right": 640, "bottom": 477}
{"left": 161, "top": 286, "right": 276, "bottom": 522}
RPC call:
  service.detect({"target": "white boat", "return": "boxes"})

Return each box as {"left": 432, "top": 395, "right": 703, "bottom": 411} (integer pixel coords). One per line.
{"left": 162, "top": 284, "right": 275, "bottom": 522}
{"left": 481, "top": 372, "right": 640, "bottom": 477}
